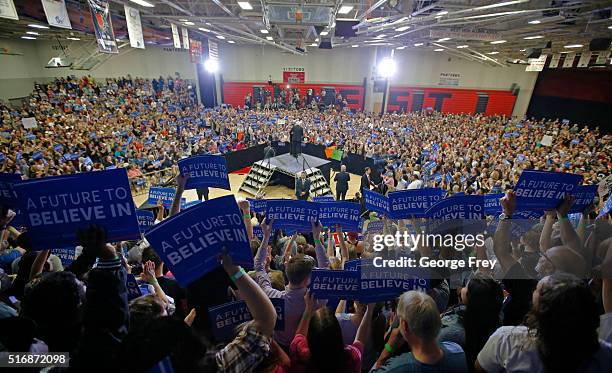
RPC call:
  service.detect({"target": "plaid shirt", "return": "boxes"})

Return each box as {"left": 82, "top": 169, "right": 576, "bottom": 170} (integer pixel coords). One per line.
{"left": 215, "top": 321, "right": 271, "bottom": 373}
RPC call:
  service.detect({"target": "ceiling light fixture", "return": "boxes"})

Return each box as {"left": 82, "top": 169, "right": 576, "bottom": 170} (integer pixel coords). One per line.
{"left": 198, "top": 27, "right": 211, "bottom": 32}
{"left": 183, "top": 21, "right": 195, "bottom": 26}
{"left": 437, "top": 37, "right": 451, "bottom": 42}
{"left": 26, "top": 31, "right": 39, "bottom": 35}
{"left": 237, "top": 2, "right": 253, "bottom": 10}
{"left": 396, "top": 46, "right": 406, "bottom": 50}
{"left": 266, "top": 36, "right": 274, "bottom": 40}
{"left": 338, "top": 5, "right": 354, "bottom": 14}
{"left": 22, "top": 36, "right": 37, "bottom": 40}
{"left": 414, "top": 42, "right": 424, "bottom": 46}
{"left": 216, "top": 35, "right": 225, "bottom": 39}
{"left": 351, "top": 44, "right": 358, "bottom": 48}
{"left": 490, "top": 40, "right": 507, "bottom": 44}
{"left": 434, "top": 48, "right": 444, "bottom": 51}
{"left": 228, "top": 40, "right": 235, "bottom": 44}
{"left": 320, "top": 31, "right": 329, "bottom": 36}
{"left": 523, "top": 35, "right": 543, "bottom": 40}
{"left": 395, "top": 26, "right": 410, "bottom": 32}
{"left": 528, "top": 19, "right": 541, "bottom": 24}
{"left": 28, "top": 24, "right": 49, "bottom": 29}
{"left": 564, "top": 44, "right": 583, "bottom": 48}
{"left": 66, "top": 37, "right": 80, "bottom": 41}
{"left": 130, "top": 0, "right": 154, "bottom": 7}
{"left": 310, "top": 43, "right": 318, "bottom": 46}
{"left": 260, "top": 29, "right": 268, "bottom": 34}
{"left": 456, "top": 45, "right": 468, "bottom": 48}
{"left": 487, "top": 51, "right": 499, "bottom": 54}
{"left": 376, "top": 34, "right": 386, "bottom": 38}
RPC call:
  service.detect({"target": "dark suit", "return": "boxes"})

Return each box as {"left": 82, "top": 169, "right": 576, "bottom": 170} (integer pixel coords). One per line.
{"left": 290, "top": 125, "right": 303, "bottom": 157}
{"left": 295, "top": 178, "right": 311, "bottom": 200}
{"left": 334, "top": 171, "right": 350, "bottom": 200}
{"left": 361, "top": 173, "right": 374, "bottom": 192}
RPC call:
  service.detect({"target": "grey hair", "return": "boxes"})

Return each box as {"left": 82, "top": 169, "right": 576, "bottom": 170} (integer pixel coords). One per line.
{"left": 397, "top": 291, "right": 441, "bottom": 340}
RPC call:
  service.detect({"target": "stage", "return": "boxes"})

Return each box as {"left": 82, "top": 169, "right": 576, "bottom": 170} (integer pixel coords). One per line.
{"left": 260, "top": 153, "right": 331, "bottom": 177}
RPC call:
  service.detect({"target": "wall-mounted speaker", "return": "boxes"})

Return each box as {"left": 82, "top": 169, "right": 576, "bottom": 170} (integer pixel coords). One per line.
{"left": 589, "top": 38, "right": 611, "bottom": 51}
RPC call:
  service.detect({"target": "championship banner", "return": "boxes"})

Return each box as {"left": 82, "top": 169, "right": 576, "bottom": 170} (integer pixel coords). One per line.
{"left": 144, "top": 195, "right": 252, "bottom": 286}
{"left": 42, "top": 0, "right": 72, "bottom": 29}
{"left": 181, "top": 27, "right": 189, "bottom": 49}
{"left": 208, "top": 298, "right": 285, "bottom": 341}
{"left": 0, "top": 172, "right": 21, "bottom": 207}
{"left": 265, "top": 199, "right": 319, "bottom": 230}
{"left": 137, "top": 210, "right": 155, "bottom": 233}
{"left": 247, "top": 198, "right": 267, "bottom": 213}
{"left": 282, "top": 67, "right": 305, "bottom": 84}
{"left": 50, "top": 247, "right": 75, "bottom": 267}
{"left": 148, "top": 187, "right": 177, "bottom": 208}
{"left": 126, "top": 273, "right": 143, "bottom": 301}
{"left": 178, "top": 155, "right": 230, "bottom": 190}
{"left": 189, "top": 39, "right": 202, "bottom": 63}
{"left": 0, "top": 0, "right": 18, "bottom": 20}
{"left": 483, "top": 193, "right": 504, "bottom": 216}
{"left": 14, "top": 168, "right": 140, "bottom": 249}
{"left": 171, "top": 23, "right": 181, "bottom": 49}
{"left": 514, "top": 170, "right": 582, "bottom": 210}
{"left": 124, "top": 4, "right": 144, "bottom": 49}
{"left": 549, "top": 53, "right": 561, "bottom": 68}
{"left": 388, "top": 188, "right": 446, "bottom": 219}
{"left": 569, "top": 185, "right": 597, "bottom": 213}
{"left": 577, "top": 51, "right": 592, "bottom": 68}
{"left": 563, "top": 52, "right": 576, "bottom": 68}
{"left": 595, "top": 51, "right": 610, "bottom": 65}
{"left": 318, "top": 202, "right": 361, "bottom": 231}
{"left": 87, "top": 0, "right": 118, "bottom": 53}
{"left": 363, "top": 188, "right": 389, "bottom": 216}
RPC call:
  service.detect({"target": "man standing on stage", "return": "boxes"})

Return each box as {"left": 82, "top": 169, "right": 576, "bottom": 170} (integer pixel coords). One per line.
{"left": 295, "top": 172, "right": 311, "bottom": 200}
{"left": 290, "top": 122, "right": 303, "bottom": 157}
{"left": 361, "top": 167, "right": 376, "bottom": 192}
{"left": 334, "top": 165, "right": 350, "bottom": 200}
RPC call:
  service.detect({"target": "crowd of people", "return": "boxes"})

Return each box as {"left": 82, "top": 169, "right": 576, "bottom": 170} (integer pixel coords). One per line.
{"left": 0, "top": 75, "right": 611, "bottom": 372}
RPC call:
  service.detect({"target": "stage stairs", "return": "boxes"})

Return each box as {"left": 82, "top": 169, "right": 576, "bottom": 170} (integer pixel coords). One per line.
{"left": 239, "top": 162, "right": 332, "bottom": 198}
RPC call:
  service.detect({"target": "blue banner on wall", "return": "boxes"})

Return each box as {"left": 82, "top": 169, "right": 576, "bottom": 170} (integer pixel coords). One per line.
{"left": 14, "top": 168, "right": 140, "bottom": 249}
{"left": 148, "top": 187, "right": 176, "bottom": 208}
{"left": 514, "top": 170, "right": 582, "bottom": 210}
{"left": 318, "top": 202, "right": 361, "bottom": 231}
{"left": 137, "top": 210, "right": 155, "bottom": 233}
{"left": 208, "top": 298, "right": 285, "bottom": 341}
{"left": 363, "top": 188, "right": 389, "bottom": 215}
{"left": 265, "top": 199, "right": 319, "bottom": 230}
{"left": 144, "top": 195, "right": 252, "bottom": 286}
{"left": 0, "top": 172, "right": 21, "bottom": 207}
{"left": 388, "top": 188, "right": 446, "bottom": 219}
{"left": 178, "top": 155, "right": 231, "bottom": 190}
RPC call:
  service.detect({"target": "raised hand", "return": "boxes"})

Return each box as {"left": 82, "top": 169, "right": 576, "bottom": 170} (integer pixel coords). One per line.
{"left": 501, "top": 190, "right": 516, "bottom": 216}
{"left": 556, "top": 193, "right": 575, "bottom": 217}
{"left": 261, "top": 218, "right": 274, "bottom": 238}
{"left": 176, "top": 173, "right": 189, "bottom": 190}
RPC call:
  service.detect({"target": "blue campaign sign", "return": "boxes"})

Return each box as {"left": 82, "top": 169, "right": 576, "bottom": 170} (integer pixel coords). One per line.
{"left": 137, "top": 210, "right": 155, "bottom": 233}
{"left": 265, "top": 199, "right": 319, "bottom": 230}
{"left": 247, "top": 198, "right": 267, "bottom": 213}
{"left": 569, "top": 185, "right": 597, "bottom": 213}
{"left": 14, "top": 168, "right": 140, "bottom": 249}
{"left": 178, "top": 155, "right": 230, "bottom": 190}
{"left": 126, "top": 273, "right": 143, "bottom": 301}
{"left": 484, "top": 193, "right": 504, "bottom": 216}
{"left": 182, "top": 200, "right": 202, "bottom": 210}
{"left": 208, "top": 298, "right": 285, "bottom": 341}
{"left": 148, "top": 187, "right": 176, "bottom": 208}
{"left": 0, "top": 172, "right": 21, "bottom": 207}
{"left": 598, "top": 194, "right": 612, "bottom": 219}
{"left": 50, "top": 247, "right": 75, "bottom": 267}
{"left": 310, "top": 269, "right": 360, "bottom": 299}
{"left": 426, "top": 195, "right": 485, "bottom": 220}
{"left": 313, "top": 196, "right": 335, "bottom": 202}
{"left": 145, "top": 356, "right": 174, "bottom": 373}
{"left": 318, "top": 202, "right": 361, "bottom": 231}
{"left": 515, "top": 170, "right": 582, "bottom": 210}
{"left": 366, "top": 220, "right": 384, "bottom": 234}
{"left": 363, "top": 188, "right": 389, "bottom": 215}
{"left": 144, "top": 195, "right": 252, "bottom": 286}
{"left": 388, "top": 188, "right": 446, "bottom": 219}
{"left": 252, "top": 225, "right": 264, "bottom": 239}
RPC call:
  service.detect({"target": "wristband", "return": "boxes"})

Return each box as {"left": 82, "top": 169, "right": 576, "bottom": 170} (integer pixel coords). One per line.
{"left": 314, "top": 239, "right": 322, "bottom": 246}
{"left": 302, "top": 312, "right": 311, "bottom": 320}
{"left": 558, "top": 216, "right": 569, "bottom": 221}
{"left": 243, "top": 214, "right": 252, "bottom": 219}
{"left": 146, "top": 277, "right": 158, "bottom": 285}
{"left": 230, "top": 267, "right": 247, "bottom": 282}
{"left": 384, "top": 343, "right": 394, "bottom": 354}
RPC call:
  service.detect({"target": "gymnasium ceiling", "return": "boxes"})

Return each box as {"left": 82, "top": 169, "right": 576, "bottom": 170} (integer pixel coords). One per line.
{"left": 1, "top": 0, "right": 611, "bottom": 64}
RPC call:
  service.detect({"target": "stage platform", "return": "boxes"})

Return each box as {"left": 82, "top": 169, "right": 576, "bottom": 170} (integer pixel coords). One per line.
{"left": 260, "top": 153, "right": 331, "bottom": 177}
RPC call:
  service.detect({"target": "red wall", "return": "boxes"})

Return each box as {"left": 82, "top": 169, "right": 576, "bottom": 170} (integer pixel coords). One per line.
{"left": 388, "top": 86, "right": 516, "bottom": 116}
{"left": 222, "top": 81, "right": 365, "bottom": 110}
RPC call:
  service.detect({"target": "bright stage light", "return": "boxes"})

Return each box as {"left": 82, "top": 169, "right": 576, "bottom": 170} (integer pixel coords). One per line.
{"left": 377, "top": 57, "right": 396, "bottom": 78}
{"left": 204, "top": 59, "right": 219, "bottom": 73}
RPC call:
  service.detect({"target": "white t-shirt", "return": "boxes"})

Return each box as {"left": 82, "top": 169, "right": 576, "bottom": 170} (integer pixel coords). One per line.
{"left": 477, "top": 325, "right": 612, "bottom": 373}
{"left": 407, "top": 180, "right": 423, "bottom": 190}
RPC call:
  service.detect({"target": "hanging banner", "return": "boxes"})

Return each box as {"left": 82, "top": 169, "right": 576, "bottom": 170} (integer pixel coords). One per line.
{"left": 87, "top": 0, "right": 118, "bottom": 54}
{"left": 171, "top": 23, "right": 181, "bottom": 49}
{"left": 0, "top": 0, "right": 18, "bottom": 20}
{"left": 562, "top": 52, "right": 575, "bottom": 68}
{"left": 549, "top": 53, "right": 561, "bottom": 68}
{"left": 526, "top": 55, "right": 547, "bottom": 72}
{"left": 577, "top": 51, "right": 592, "bottom": 68}
{"left": 41, "top": 0, "right": 72, "bottom": 29}
{"left": 124, "top": 4, "right": 144, "bottom": 49}
{"left": 282, "top": 67, "right": 305, "bottom": 84}
{"left": 181, "top": 27, "right": 189, "bottom": 49}
{"left": 189, "top": 39, "right": 202, "bottom": 63}
{"left": 438, "top": 72, "right": 460, "bottom": 86}
{"left": 595, "top": 51, "right": 610, "bottom": 65}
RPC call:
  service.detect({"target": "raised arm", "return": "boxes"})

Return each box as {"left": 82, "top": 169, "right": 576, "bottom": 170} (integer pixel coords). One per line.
{"left": 354, "top": 303, "right": 375, "bottom": 346}
{"left": 221, "top": 252, "right": 277, "bottom": 336}
{"left": 556, "top": 194, "right": 588, "bottom": 262}
{"left": 493, "top": 191, "right": 518, "bottom": 274}
{"left": 312, "top": 221, "right": 330, "bottom": 269}
{"left": 238, "top": 199, "right": 253, "bottom": 242}
{"left": 169, "top": 174, "right": 188, "bottom": 217}
{"left": 337, "top": 225, "right": 349, "bottom": 266}
{"left": 30, "top": 249, "right": 50, "bottom": 280}
{"left": 539, "top": 210, "right": 556, "bottom": 253}
{"left": 155, "top": 199, "right": 165, "bottom": 222}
